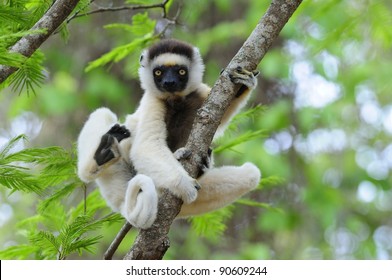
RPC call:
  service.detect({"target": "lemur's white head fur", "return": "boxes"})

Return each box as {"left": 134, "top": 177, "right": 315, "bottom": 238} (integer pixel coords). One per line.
{"left": 139, "top": 39, "right": 205, "bottom": 99}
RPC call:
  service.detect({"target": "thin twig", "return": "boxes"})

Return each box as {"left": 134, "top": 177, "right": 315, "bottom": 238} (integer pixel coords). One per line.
{"left": 66, "top": 0, "right": 170, "bottom": 24}
{"left": 154, "top": 2, "right": 183, "bottom": 38}
{"left": 103, "top": 222, "right": 133, "bottom": 260}
{"left": 65, "top": 0, "right": 96, "bottom": 24}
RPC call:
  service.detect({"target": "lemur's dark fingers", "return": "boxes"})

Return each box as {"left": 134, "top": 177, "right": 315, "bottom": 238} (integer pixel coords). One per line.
{"left": 107, "top": 124, "right": 131, "bottom": 142}
{"left": 94, "top": 134, "right": 116, "bottom": 166}
{"left": 229, "top": 66, "right": 258, "bottom": 97}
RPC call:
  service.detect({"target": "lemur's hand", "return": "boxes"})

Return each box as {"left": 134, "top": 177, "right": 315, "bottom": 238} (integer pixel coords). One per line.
{"left": 229, "top": 66, "right": 259, "bottom": 97}
{"left": 94, "top": 124, "right": 130, "bottom": 166}
{"left": 163, "top": 166, "right": 200, "bottom": 204}
{"left": 174, "top": 147, "right": 212, "bottom": 177}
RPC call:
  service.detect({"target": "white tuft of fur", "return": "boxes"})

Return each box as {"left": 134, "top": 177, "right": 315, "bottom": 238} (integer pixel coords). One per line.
{"left": 179, "top": 162, "right": 261, "bottom": 217}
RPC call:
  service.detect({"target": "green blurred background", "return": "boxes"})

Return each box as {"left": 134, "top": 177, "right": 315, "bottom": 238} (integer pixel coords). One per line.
{"left": 1, "top": 0, "right": 392, "bottom": 259}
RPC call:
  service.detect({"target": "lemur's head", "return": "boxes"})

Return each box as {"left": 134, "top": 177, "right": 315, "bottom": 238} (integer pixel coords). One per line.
{"left": 139, "top": 39, "right": 205, "bottom": 99}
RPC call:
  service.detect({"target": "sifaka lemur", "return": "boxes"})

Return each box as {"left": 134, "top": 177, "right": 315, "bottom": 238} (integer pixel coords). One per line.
{"left": 77, "top": 39, "right": 261, "bottom": 229}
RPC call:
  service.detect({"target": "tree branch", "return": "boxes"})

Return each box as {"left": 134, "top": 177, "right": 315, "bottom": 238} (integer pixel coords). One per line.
{"left": 66, "top": 0, "right": 170, "bottom": 24}
{"left": 124, "top": 0, "right": 303, "bottom": 260}
{"left": 104, "top": 222, "right": 132, "bottom": 260}
{"left": 0, "top": 0, "right": 81, "bottom": 84}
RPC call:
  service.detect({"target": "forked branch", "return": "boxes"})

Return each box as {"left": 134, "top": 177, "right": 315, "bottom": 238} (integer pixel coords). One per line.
{"left": 124, "top": 0, "right": 303, "bottom": 260}
{"left": 0, "top": 0, "right": 81, "bottom": 84}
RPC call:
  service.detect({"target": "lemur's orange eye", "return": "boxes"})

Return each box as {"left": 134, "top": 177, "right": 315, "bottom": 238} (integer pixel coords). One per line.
{"left": 154, "top": 70, "right": 162, "bottom": 76}
{"left": 179, "top": 69, "right": 187, "bottom": 75}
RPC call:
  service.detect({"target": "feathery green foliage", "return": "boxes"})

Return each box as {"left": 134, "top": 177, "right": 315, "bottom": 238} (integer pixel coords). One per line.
{"left": 1, "top": 1, "right": 276, "bottom": 259}
{"left": 215, "top": 105, "right": 266, "bottom": 153}
{"left": 187, "top": 106, "right": 268, "bottom": 240}
{"left": 0, "top": 1, "right": 51, "bottom": 94}
{"left": 190, "top": 205, "right": 234, "bottom": 241}
{"left": 85, "top": 13, "right": 156, "bottom": 72}
{"left": 0, "top": 135, "right": 122, "bottom": 259}
{"left": 7, "top": 51, "right": 47, "bottom": 95}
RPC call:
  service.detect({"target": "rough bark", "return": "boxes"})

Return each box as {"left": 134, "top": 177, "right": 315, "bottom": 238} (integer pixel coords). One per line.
{"left": 0, "top": 0, "right": 81, "bottom": 83}
{"left": 124, "top": 0, "right": 303, "bottom": 260}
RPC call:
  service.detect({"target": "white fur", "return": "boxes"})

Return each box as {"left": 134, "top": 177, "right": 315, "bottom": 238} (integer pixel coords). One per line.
{"left": 134, "top": 49, "right": 208, "bottom": 204}
{"left": 76, "top": 40, "right": 260, "bottom": 229}
{"left": 77, "top": 106, "right": 260, "bottom": 228}
{"left": 179, "top": 163, "right": 260, "bottom": 217}
{"left": 77, "top": 108, "right": 118, "bottom": 182}
{"left": 139, "top": 49, "right": 205, "bottom": 99}
{"left": 77, "top": 108, "right": 158, "bottom": 229}
{"left": 133, "top": 42, "right": 258, "bottom": 206}
{"left": 131, "top": 92, "right": 200, "bottom": 204}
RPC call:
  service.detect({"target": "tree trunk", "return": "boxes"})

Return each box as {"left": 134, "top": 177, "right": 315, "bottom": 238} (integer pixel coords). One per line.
{"left": 124, "top": 0, "right": 303, "bottom": 260}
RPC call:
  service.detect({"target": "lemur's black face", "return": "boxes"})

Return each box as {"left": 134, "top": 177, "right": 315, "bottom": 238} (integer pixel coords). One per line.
{"left": 153, "top": 65, "right": 189, "bottom": 93}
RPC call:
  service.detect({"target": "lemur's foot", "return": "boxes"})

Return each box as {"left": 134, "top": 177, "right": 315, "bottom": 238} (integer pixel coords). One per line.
{"left": 94, "top": 134, "right": 118, "bottom": 166}
{"left": 229, "top": 66, "right": 259, "bottom": 97}
{"left": 107, "top": 124, "right": 130, "bottom": 142}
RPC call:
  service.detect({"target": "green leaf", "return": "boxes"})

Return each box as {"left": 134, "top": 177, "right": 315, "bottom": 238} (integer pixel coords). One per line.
{"left": 7, "top": 51, "right": 46, "bottom": 95}
{"left": 39, "top": 183, "right": 80, "bottom": 211}
{"left": 85, "top": 35, "right": 153, "bottom": 72}
{"left": 237, "top": 198, "right": 283, "bottom": 213}
{"left": 0, "top": 134, "right": 27, "bottom": 159}
{"left": 0, "top": 50, "right": 25, "bottom": 68}
{"left": 214, "top": 129, "right": 266, "bottom": 154}
{"left": 0, "top": 135, "right": 45, "bottom": 194}
{"left": 0, "top": 5, "right": 28, "bottom": 26}
{"left": 0, "top": 244, "right": 40, "bottom": 260}
{"left": 105, "top": 13, "right": 156, "bottom": 36}
{"left": 190, "top": 206, "right": 234, "bottom": 241}
{"left": 86, "top": 13, "right": 156, "bottom": 72}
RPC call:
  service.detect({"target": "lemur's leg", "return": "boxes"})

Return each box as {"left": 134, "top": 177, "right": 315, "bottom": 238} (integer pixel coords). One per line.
{"left": 178, "top": 162, "right": 261, "bottom": 217}
{"left": 93, "top": 121, "right": 158, "bottom": 229}
{"left": 78, "top": 108, "right": 157, "bottom": 229}
{"left": 215, "top": 66, "right": 259, "bottom": 139}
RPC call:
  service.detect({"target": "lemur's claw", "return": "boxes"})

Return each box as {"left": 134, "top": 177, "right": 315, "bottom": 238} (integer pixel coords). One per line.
{"left": 194, "top": 181, "right": 201, "bottom": 191}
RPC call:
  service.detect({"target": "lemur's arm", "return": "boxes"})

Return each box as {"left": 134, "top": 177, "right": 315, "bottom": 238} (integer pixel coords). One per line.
{"left": 130, "top": 93, "right": 200, "bottom": 204}
{"left": 215, "top": 67, "right": 259, "bottom": 139}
